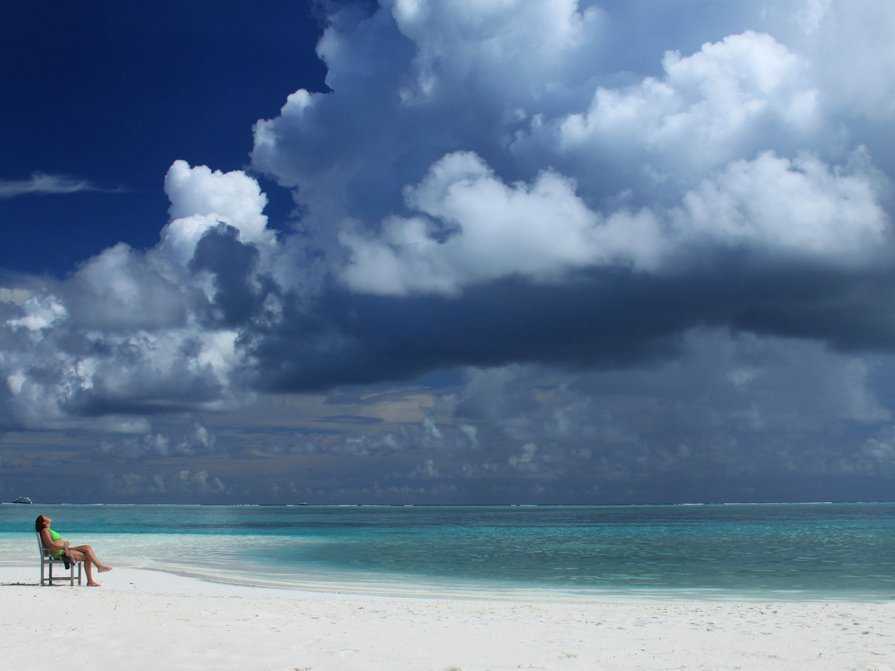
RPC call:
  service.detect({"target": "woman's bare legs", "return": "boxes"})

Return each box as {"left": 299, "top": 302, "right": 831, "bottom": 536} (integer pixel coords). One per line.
{"left": 71, "top": 544, "right": 112, "bottom": 572}
{"left": 66, "top": 544, "right": 111, "bottom": 587}
{"left": 66, "top": 549, "right": 100, "bottom": 586}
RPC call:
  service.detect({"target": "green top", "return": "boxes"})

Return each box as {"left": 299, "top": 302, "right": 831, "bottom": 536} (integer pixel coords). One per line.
{"left": 48, "top": 528, "right": 64, "bottom": 559}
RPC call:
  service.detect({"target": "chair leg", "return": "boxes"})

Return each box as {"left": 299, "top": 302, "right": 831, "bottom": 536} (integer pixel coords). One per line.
{"left": 40, "top": 559, "right": 45, "bottom": 587}
{"left": 77, "top": 561, "right": 82, "bottom": 586}
{"left": 48, "top": 559, "right": 53, "bottom": 585}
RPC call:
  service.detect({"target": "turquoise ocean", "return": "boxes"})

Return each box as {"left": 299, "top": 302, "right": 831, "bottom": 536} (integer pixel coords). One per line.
{"left": 2, "top": 503, "right": 894, "bottom": 598}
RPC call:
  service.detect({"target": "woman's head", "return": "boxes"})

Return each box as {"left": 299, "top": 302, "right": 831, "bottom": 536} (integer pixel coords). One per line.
{"left": 34, "top": 515, "right": 50, "bottom": 532}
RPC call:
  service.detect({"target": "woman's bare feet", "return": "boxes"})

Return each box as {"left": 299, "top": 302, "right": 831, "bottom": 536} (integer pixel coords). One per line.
{"left": 97, "top": 565, "right": 112, "bottom": 573}
{"left": 87, "top": 581, "right": 102, "bottom": 587}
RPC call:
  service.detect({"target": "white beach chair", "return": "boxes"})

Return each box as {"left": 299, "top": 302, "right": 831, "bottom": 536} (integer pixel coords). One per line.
{"left": 36, "top": 533, "right": 82, "bottom": 586}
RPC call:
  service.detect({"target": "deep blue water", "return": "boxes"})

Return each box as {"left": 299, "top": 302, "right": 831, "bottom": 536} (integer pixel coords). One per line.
{"left": 3, "top": 503, "right": 895, "bottom": 596}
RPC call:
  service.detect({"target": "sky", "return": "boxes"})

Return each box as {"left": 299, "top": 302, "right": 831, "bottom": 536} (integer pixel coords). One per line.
{"left": 2, "top": 0, "right": 895, "bottom": 504}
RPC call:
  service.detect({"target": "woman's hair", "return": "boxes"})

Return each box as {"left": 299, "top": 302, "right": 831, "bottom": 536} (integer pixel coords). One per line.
{"left": 34, "top": 515, "right": 48, "bottom": 532}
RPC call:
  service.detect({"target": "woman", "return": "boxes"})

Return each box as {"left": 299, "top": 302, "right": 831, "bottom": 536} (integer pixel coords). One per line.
{"left": 35, "top": 514, "right": 112, "bottom": 587}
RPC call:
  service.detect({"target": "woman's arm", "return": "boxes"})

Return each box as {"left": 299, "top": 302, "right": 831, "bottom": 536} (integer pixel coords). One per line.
{"left": 38, "top": 528, "right": 69, "bottom": 553}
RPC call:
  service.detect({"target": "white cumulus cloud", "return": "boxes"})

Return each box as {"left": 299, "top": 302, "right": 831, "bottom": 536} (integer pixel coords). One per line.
{"left": 341, "top": 148, "right": 888, "bottom": 296}
{"left": 160, "top": 160, "right": 275, "bottom": 266}
{"left": 553, "top": 31, "right": 821, "bottom": 178}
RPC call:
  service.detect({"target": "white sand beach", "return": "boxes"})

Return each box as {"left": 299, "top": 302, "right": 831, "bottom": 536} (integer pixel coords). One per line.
{"left": 1, "top": 565, "right": 893, "bottom": 671}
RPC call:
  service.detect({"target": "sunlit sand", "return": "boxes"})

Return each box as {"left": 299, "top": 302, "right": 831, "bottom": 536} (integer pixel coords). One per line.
{"left": 2, "top": 565, "right": 892, "bottom": 670}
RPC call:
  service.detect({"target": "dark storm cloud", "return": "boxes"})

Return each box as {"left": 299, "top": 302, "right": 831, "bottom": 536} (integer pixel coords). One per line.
{"left": 190, "top": 224, "right": 274, "bottom": 328}
{"left": 239, "top": 256, "right": 895, "bottom": 393}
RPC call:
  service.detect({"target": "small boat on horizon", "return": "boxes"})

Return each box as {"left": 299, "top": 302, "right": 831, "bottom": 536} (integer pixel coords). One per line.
{"left": 12, "top": 496, "right": 32, "bottom": 504}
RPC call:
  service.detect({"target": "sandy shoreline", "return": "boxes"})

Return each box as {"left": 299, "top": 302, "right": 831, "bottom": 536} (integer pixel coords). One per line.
{"left": 1, "top": 565, "right": 893, "bottom": 671}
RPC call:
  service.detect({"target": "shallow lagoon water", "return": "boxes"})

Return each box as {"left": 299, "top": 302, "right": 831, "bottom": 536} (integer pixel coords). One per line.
{"left": 2, "top": 503, "right": 894, "bottom": 598}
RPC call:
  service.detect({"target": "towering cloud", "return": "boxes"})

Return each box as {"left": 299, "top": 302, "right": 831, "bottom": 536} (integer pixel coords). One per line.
{"left": 4, "top": 0, "right": 895, "bottom": 501}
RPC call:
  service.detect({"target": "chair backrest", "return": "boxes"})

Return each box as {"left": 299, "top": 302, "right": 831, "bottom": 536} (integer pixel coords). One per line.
{"left": 36, "top": 532, "right": 49, "bottom": 559}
